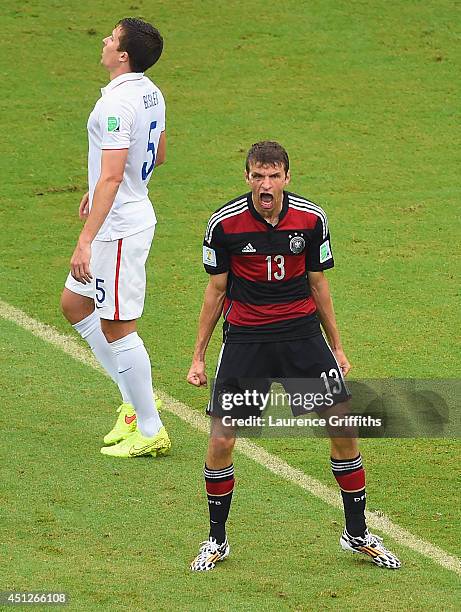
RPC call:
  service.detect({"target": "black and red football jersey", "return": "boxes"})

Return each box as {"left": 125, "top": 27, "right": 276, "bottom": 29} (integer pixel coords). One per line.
{"left": 202, "top": 191, "right": 334, "bottom": 342}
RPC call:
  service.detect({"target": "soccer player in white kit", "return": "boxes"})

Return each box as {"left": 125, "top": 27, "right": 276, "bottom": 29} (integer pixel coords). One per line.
{"left": 61, "top": 18, "right": 171, "bottom": 458}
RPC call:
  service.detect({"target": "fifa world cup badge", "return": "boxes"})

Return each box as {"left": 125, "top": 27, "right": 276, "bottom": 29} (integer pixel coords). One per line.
{"left": 203, "top": 245, "right": 217, "bottom": 267}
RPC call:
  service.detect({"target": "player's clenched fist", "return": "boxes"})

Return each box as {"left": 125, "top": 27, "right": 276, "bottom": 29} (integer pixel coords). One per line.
{"left": 187, "top": 360, "right": 208, "bottom": 387}
{"left": 333, "top": 348, "right": 351, "bottom": 376}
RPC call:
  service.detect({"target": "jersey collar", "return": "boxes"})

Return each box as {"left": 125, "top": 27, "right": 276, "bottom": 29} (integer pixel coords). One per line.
{"left": 101, "top": 72, "right": 144, "bottom": 95}
{"left": 247, "top": 191, "right": 289, "bottom": 229}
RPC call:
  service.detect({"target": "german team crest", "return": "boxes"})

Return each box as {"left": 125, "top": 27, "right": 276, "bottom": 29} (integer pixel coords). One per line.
{"left": 289, "top": 235, "right": 305, "bottom": 254}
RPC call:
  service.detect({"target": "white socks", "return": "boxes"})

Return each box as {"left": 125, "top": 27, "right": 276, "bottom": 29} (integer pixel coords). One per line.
{"left": 110, "top": 332, "right": 163, "bottom": 438}
{"left": 73, "top": 313, "right": 162, "bottom": 438}
{"left": 73, "top": 311, "right": 131, "bottom": 403}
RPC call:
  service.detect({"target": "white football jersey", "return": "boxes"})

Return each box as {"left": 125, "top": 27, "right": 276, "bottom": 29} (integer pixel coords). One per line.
{"left": 87, "top": 72, "right": 166, "bottom": 240}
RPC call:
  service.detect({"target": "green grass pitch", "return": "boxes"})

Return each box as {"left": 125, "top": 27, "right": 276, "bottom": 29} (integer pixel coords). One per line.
{"left": 1, "top": 1, "right": 460, "bottom": 610}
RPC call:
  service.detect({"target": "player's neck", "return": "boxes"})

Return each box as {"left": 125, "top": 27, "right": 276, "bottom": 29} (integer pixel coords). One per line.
{"left": 253, "top": 196, "right": 283, "bottom": 226}
{"left": 108, "top": 65, "right": 133, "bottom": 81}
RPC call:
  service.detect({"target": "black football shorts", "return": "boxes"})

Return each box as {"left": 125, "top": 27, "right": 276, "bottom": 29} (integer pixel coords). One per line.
{"left": 207, "top": 334, "right": 350, "bottom": 419}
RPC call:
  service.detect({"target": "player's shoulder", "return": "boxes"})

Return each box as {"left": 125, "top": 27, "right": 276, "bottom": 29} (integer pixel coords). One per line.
{"left": 286, "top": 191, "right": 329, "bottom": 236}
{"left": 204, "top": 192, "right": 250, "bottom": 243}
{"left": 209, "top": 192, "right": 249, "bottom": 219}
{"left": 141, "top": 74, "right": 163, "bottom": 94}
{"left": 99, "top": 86, "right": 136, "bottom": 114}
{"left": 286, "top": 191, "right": 328, "bottom": 216}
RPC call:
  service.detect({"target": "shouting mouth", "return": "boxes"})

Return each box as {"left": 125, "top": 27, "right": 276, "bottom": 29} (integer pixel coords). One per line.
{"left": 259, "top": 192, "right": 273, "bottom": 209}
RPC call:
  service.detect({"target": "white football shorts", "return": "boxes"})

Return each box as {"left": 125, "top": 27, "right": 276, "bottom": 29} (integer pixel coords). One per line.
{"left": 65, "top": 225, "right": 155, "bottom": 321}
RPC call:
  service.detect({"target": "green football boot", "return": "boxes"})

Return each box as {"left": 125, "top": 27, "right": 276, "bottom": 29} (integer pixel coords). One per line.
{"left": 103, "top": 403, "right": 137, "bottom": 446}
{"left": 100, "top": 426, "right": 171, "bottom": 458}
{"left": 103, "top": 398, "right": 163, "bottom": 446}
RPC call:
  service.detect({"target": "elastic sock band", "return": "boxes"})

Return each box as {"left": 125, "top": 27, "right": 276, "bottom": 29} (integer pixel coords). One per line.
{"left": 110, "top": 331, "right": 144, "bottom": 354}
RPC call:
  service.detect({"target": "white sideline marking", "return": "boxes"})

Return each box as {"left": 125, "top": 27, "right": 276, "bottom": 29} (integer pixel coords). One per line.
{"left": 1, "top": 297, "right": 460, "bottom": 577}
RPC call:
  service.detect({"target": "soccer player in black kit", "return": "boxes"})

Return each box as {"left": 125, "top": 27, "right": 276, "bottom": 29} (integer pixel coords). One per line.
{"left": 187, "top": 141, "right": 400, "bottom": 571}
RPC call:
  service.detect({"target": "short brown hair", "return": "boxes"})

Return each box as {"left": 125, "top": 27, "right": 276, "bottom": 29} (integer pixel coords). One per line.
{"left": 117, "top": 17, "right": 163, "bottom": 72}
{"left": 245, "top": 141, "right": 289, "bottom": 174}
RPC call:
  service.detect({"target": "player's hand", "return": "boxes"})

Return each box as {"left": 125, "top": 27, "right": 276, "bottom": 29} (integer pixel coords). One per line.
{"left": 187, "top": 360, "right": 208, "bottom": 387}
{"left": 79, "top": 191, "right": 90, "bottom": 220}
{"left": 70, "top": 239, "right": 92, "bottom": 284}
{"left": 333, "top": 348, "right": 351, "bottom": 376}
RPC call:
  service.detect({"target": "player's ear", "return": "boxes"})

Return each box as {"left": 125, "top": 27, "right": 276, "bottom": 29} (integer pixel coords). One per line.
{"left": 245, "top": 171, "right": 251, "bottom": 185}
{"left": 119, "top": 51, "right": 129, "bottom": 65}
{"left": 285, "top": 170, "right": 291, "bottom": 185}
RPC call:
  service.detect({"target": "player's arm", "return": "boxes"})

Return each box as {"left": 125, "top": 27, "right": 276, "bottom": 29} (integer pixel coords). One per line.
{"left": 70, "top": 149, "right": 128, "bottom": 283}
{"left": 308, "top": 270, "right": 351, "bottom": 375}
{"left": 187, "top": 272, "right": 228, "bottom": 387}
{"left": 155, "top": 131, "right": 166, "bottom": 167}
